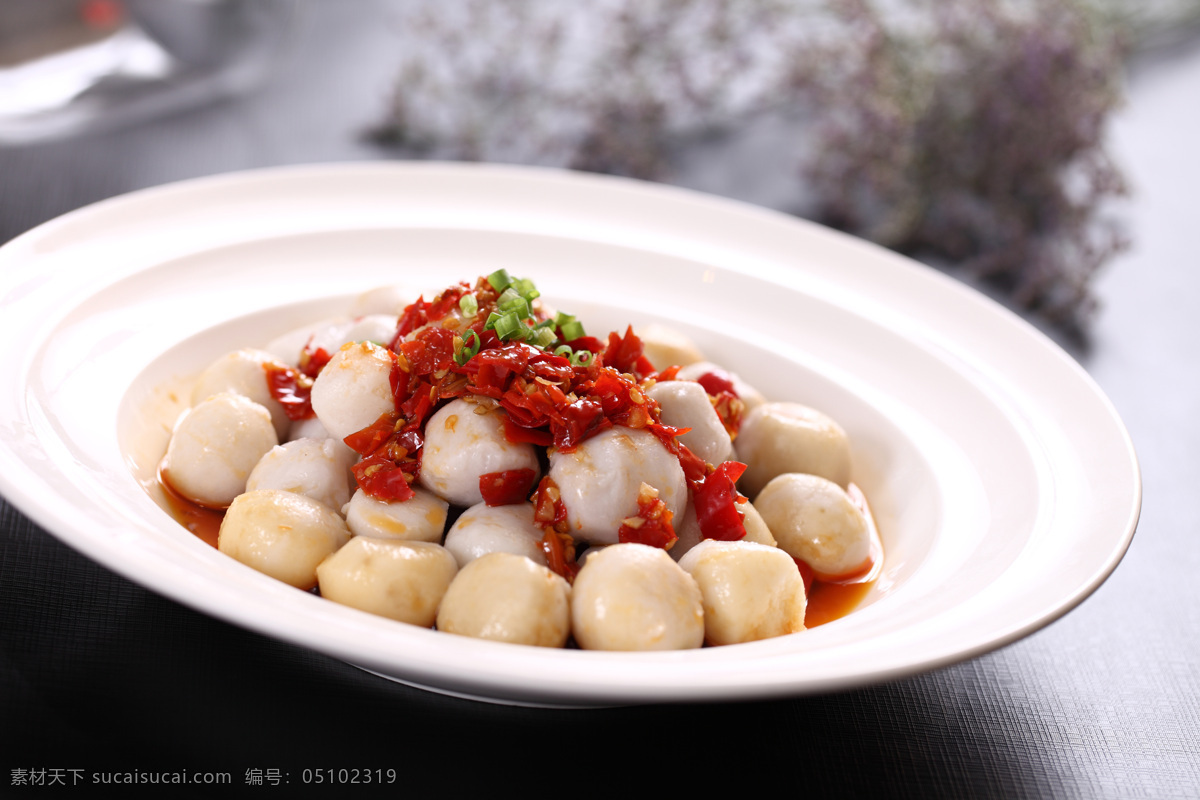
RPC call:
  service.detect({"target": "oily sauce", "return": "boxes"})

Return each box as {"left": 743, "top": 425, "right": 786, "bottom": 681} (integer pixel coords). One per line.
{"left": 158, "top": 466, "right": 224, "bottom": 549}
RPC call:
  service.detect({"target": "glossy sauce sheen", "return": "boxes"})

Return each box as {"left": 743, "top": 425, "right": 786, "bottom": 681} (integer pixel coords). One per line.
{"left": 159, "top": 476, "right": 880, "bottom": 630}
{"left": 159, "top": 468, "right": 224, "bottom": 549}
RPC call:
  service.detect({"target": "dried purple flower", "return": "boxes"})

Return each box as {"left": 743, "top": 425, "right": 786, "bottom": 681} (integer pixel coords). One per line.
{"left": 373, "top": 0, "right": 1131, "bottom": 328}
{"left": 797, "top": 0, "right": 1129, "bottom": 324}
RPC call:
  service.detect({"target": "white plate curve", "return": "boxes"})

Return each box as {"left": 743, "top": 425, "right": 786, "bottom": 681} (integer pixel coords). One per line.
{"left": 0, "top": 163, "right": 1141, "bottom": 705}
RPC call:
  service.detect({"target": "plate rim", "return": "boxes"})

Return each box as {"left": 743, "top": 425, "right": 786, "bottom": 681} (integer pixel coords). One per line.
{"left": 0, "top": 161, "right": 1142, "bottom": 705}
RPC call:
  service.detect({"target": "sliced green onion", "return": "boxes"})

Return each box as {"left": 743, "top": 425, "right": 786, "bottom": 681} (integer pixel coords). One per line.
{"left": 554, "top": 345, "right": 574, "bottom": 358}
{"left": 454, "top": 329, "right": 482, "bottom": 366}
{"left": 513, "top": 278, "right": 540, "bottom": 301}
{"left": 559, "top": 319, "right": 586, "bottom": 342}
{"left": 570, "top": 350, "right": 594, "bottom": 367}
{"left": 487, "top": 269, "right": 513, "bottom": 292}
{"left": 459, "top": 293, "right": 478, "bottom": 317}
{"left": 497, "top": 289, "right": 530, "bottom": 319}
{"left": 532, "top": 327, "right": 557, "bottom": 349}
{"left": 491, "top": 310, "right": 525, "bottom": 340}
{"left": 484, "top": 311, "right": 502, "bottom": 330}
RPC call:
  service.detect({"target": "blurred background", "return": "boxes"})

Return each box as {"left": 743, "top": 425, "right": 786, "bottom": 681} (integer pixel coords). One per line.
{"left": 1, "top": 1, "right": 1198, "bottom": 795}
{"left": 6, "top": 0, "right": 1198, "bottom": 334}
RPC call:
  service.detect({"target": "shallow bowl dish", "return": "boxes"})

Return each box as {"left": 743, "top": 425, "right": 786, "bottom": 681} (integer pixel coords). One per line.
{"left": 0, "top": 163, "right": 1140, "bottom": 705}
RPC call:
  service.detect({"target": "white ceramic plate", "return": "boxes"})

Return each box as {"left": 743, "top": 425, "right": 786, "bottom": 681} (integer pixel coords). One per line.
{"left": 0, "top": 163, "right": 1140, "bottom": 705}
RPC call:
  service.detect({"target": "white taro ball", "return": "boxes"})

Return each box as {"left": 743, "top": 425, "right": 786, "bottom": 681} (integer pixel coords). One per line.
{"left": 218, "top": 489, "right": 350, "bottom": 589}
{"left": 165, "top": 392, "right": 279, "bottom": 507}
{"left": 343, "top": 487, "right": 448, "bottom": 543}
{"left": 309, "top": 341, "right": 396, "bottom": 442}
{"left": 442, "top": 502, "right": 547, "bottom": 568}
{"left": 646, "top": 380, "right": 732, "bottom": 467}
{"left": 548, "top": 427, "right": 686, "bottom": 546}
{"left": 436, "top": 553, "right": 571, "bottom": 647}
{"left": 246, "top": 438, "right": 353, "bottom": 511}
{"left": 570, "top": 543, "right": 704, "bottom": 651}
{"left": 191, "top": 348, "right": 292, "bottom": 439}
{"left": 737, "top": 402, "right": 852, "bottom": 496}
{"left": 754, "top": 473, "right": 871, "bottom": 578}
{"left": 677, "top": 539, "right": 807, "bottom": 645}
{"left": 316, "top": 538, "right": 458, "bottom": 626}
{"left": 418, "top": 400, "right": 539, "bottom": 508}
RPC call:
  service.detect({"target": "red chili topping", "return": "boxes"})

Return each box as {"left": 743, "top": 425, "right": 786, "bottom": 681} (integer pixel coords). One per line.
{"left": 617, "top": 483, "right": 677, "bottom": 550}
{"left": 692, "top": 461, "right": 749, "bottom": 541}
{"left": 532, "top": 476, "right": 569, "bottom": 532}
{"left": 389, "top": 282, "right": 473, "bottom": 345}
{"left": 348, "top": 278, "right": 694, "bottom": 509}
{"left": 344, "top": 411, "right": 400, "bottom": 456}
{"left": 262, "top": 344, "right": 334, "bottom": 422}
{"left": 299, "top": 344, "right": 333, "bottom": 379}
{"left": 532, "top": 477, "right": 580, "bottom": 581}
{"left": 690, "top": 369, "right": 743, "bottom": 438}
{"left": 541, "top": 530, "right": 580, "bottom": 582}
{"left": 603, "top": 326, "right": 656, "bottom": 379}
{"left": 676, "top": 443, "right": 708, "bottom": 484}
{"left": 263, "top": 363, "right": 315, "bottom": 421}
{"left": 695, "top": 370, "right": 736, "bottom": 396}
{"left": 352, "top": 452, "right": 417, "bottom": 503}
{"left": 479, "top": 468, "right": 538, "bottom": 507}
{"left": 397, "top": 325, "right": 457, "bottom": 376}
{"left": 344, "top": 411, "right": 423, "bottom": 502}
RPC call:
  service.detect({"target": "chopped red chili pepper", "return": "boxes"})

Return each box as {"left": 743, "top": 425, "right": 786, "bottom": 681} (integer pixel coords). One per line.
{"left": 263, "top": 362, "right": 316, "bottom": 421}
{"left": 540, "top": 529, "right": 580, "bottom": 582}
{"left": 351, "top": 275, "right": 717, "bottom": 506}
{"left": 675, "top": 443, "right": 708, "bottom": 484}
{"left": 617, "top": 483, "right": 677, "bottom": 549}
{"left": 603, "top": 326, "right": 656, "bottom": 379}
{"left": 655, "top": 365, "right": 682, "bottom": 382}
{"left": 531, "top": 476, "right": 569, "bottom": 532}
{"left": 351, "top": 451, "right": 417, "bottom": 502}
{"left": 298, "top": 343, "right": 333, "bottom": 379}
{"left": 345, "top": 411, "right": 423, "bottom": 502}
{"left": 343, "top": 411, "right": 400, "bottom": 456}
{"left": 532, "top": 477, "right": 580, "bottom": 581}
{"left": 695, "top": 369, "right": 736, "bottom": 396}
{"left": 692, "top": 461, "right": 749, "bottom": 541}
{"left": 479, "top": 468, "right": 538, "bottom": 507}
{"left": 501, "top": 414, "right": 555, "bottom": 447}
{"left": 398, "top": 325, "right": 457, "bottom": 375}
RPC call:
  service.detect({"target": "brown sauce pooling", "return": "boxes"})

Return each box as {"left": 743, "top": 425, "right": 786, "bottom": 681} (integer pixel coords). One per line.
{"left": 158, "top": 468, "right": 224, "bottom": 549}
{"left": 805, "top": 580, "right": 874, "bottom": 628}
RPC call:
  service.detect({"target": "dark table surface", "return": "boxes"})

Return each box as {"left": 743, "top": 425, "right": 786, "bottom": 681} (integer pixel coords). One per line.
{"left": 2, "top": 4, "right": 1197, "bottom": 796}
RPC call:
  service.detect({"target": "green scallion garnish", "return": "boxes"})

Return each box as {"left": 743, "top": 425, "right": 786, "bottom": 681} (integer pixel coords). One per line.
{"left": 559, "top": 319, "right": 586, "bottom": 342}
{"left": 454, "top": 329, "right": 483, "bottom": 366}
{"left": 513, "top": 278, "right": 541, "bottom": 301}
{"left": 497, "top": 290, "right": 530, "bottom": 319}
{"left": 491, "top": 310, "right": 525, "bottom": 340}
{"left": 487, "top": 269, "right": 513, "bottom": 292}
{"left": 459, "top": 293, "right": 478, "bottom": 317}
